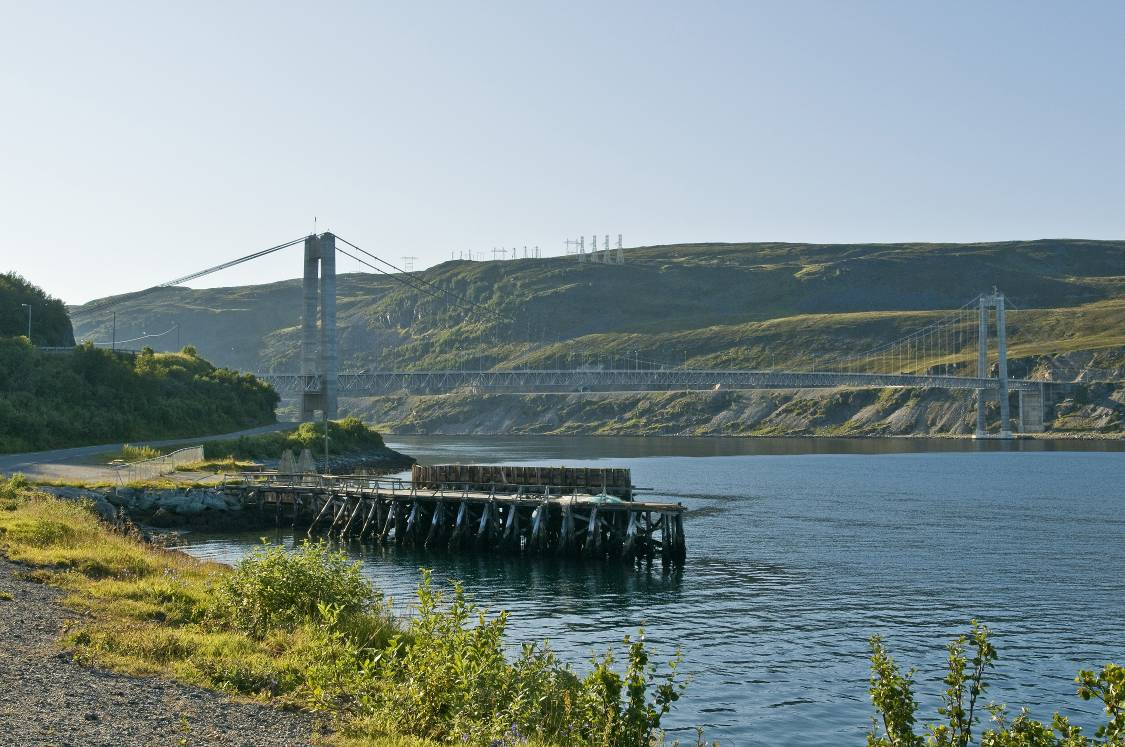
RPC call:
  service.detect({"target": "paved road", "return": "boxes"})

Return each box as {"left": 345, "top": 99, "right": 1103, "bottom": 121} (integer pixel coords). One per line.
{"left": 0, "top": 422, "right": 298, "bottom": 482}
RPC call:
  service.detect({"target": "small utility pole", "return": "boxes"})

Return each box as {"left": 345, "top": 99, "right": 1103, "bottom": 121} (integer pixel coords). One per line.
{"left": 111, "top": 312, "right": 117, "bottom": 352}
{"left": 323, "top": 411, "right": 330, "bottom": 472}
{"left": 20, "top": 303, "right": 31, "bottom": 343}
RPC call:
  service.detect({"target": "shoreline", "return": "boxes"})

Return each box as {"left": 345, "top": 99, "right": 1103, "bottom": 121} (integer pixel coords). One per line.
{"left": 380, "top": 429, "right": 1125, "bottom": 441}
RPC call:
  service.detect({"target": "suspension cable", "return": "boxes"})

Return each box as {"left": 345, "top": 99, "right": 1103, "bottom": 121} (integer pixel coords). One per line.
{"left": 335, "top": 235, "right": 513, "bottom": 324}
{"left": 82, "top": 236, "right": 309, "bottom": 313}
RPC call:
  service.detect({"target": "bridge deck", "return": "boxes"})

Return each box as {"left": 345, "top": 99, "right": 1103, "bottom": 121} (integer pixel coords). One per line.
{"left": 256, "top": 368, "right": 1050, "bottom": 396}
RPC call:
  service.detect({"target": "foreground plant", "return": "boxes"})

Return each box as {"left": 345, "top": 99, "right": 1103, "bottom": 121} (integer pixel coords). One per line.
{"left": 868, "top": 622, "right": 1123, "bottom": 746}
{"left": 303, "top": 569, "right": 687, "bottom": 746}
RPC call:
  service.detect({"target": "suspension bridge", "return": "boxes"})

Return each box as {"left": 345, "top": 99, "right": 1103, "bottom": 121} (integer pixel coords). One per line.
{"left": 86, "top": 232, "right": 1107, "bottom": 440}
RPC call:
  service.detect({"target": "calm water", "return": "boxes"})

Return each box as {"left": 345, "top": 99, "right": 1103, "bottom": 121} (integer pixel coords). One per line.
{"left": 181, "top": 436, "right": 1125, "bottom": 745}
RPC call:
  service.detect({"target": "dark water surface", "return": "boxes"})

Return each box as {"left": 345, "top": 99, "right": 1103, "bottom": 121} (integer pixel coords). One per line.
{"left": 181, "top": 436, "right": 1125, "bottom": 745}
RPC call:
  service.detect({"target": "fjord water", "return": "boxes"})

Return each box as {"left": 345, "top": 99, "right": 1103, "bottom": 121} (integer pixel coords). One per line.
{"left": 181, "top": 436, "right": 1125, "bottom": 745}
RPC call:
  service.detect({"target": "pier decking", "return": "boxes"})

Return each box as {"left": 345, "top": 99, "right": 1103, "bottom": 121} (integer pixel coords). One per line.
{"left": 223, "top": 470, "right": 687, "bottom": 565}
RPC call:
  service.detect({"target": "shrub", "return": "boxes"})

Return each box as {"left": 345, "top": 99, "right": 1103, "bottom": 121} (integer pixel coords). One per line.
{"left": 0, "top": 473, "right": 30, "bottom": 509}
{"left": 215, "top": 540, "right": 377, "bottom": 637}
{"left": 202, "top": 417, "right": 385, "bottom": 461}
{"left": 121, "top": 444, "right": 162, "bottom": 461}
{"left": 350, "top": 570, "right": 687, "bottom": 746}
{"left": 868, "top": 622, "right": 1125, "bottom": 747}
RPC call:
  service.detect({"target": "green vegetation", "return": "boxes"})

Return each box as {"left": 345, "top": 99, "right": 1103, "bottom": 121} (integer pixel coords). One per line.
{"left": 0, "top": 482, "right": 687, "bottom": 746}
{"left": 201, "top": 417, "right": 387, "bottom": 460}
{"left": 215, "top": 540, "right": 380, "bottom": 637}
{"left": 868, "top": 622, "right": 1123, "bottom": 746}
{"left": 1, "top": 272, "right": 74, "bottom": 346}
{"left": 0, "top": 339, "right": 278, "bottom": 453}
{"left": 120, "top": 444, "right": 163, "bottom": 461}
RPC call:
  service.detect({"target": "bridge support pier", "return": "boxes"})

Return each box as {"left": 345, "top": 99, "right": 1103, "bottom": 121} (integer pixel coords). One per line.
{"left": 299, "top": 233, "right": 338, "bottom": 421}
{"left": 1018, "top": 384, "right": 1046, "bottom": 433}
{"left": 976, "top": 296, "right": 989, "bottom": 438}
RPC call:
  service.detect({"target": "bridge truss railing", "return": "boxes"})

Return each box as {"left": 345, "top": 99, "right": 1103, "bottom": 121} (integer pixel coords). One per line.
{"left": 255, "top": 368, "right": 1048, "bottom": 396}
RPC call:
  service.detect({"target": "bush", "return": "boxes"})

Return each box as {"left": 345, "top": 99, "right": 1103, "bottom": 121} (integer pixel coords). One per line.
{"left": 347, "top": 570, "right": 686, "bottom": 746}
{"left": 0, "top": 473, "right": 30, "bottom": 507}
{"left": 215, "top": 540, "right": 377, "bottom": 637}
{"left": 121, "top": 444, "right": 162, "bottom": 461}
{"left": 202, "top": 417, "right": 385, "bottom": 460}
{"left": 868, "top": 621, "right": 1125, "bottom": 747}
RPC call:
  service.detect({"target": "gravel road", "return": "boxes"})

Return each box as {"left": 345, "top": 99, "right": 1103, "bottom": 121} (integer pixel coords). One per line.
{"left": 0, "top": 557, "right": 322, "bottom": 746}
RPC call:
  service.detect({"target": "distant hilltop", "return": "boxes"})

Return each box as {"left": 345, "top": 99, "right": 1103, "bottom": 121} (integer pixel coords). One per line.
{"left": 68, "top": 239, "right": 1125, "bottom": 375}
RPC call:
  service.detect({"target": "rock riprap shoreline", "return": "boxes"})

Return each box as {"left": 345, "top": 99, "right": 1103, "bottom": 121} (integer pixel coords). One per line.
{"left": 40, "top": 485, "right": 270, "bottom": 530}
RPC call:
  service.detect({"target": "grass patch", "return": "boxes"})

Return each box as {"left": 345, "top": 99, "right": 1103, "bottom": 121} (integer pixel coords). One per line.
{"left": 174, "top": 457, "right": 260, "bottom": 473}
{"left": 120, "top": 443, "right": 163, "bottom": 461}
{"left": 0, "top": 475, "right": 690, "bottom": 746}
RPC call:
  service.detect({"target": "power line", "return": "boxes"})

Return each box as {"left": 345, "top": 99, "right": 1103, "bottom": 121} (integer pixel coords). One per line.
{"left": 92, "top": 325, "right": 178, "bottom": 347}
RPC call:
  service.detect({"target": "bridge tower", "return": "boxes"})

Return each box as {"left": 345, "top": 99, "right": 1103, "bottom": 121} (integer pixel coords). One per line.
{"left": 974, "top": 290, "right": 1012, "bottom": 439}
{"left": 300, "top": 232, "right": 338, "bottom": 421}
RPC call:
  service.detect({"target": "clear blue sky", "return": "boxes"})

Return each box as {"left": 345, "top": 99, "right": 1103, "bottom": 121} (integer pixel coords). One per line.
{"left": 3, "top": 1, "right": 1123, "bottom": 304}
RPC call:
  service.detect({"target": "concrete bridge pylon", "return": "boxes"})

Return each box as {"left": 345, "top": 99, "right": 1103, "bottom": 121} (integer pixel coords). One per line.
{"left": 300, "top": 233, "right": 337, "bottom": 421}
{"left": 975, "top": 289, "right": 1013, "bottom": 439}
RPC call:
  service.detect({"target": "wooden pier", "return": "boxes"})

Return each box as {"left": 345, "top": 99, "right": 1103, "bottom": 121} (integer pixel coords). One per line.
{"left": 223, "top": 469, "right": 687, "bottom": 565}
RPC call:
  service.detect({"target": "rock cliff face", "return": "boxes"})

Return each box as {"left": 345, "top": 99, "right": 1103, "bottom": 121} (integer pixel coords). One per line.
{"left": 341, "top": 383, "right": 1124, "bottom": 437}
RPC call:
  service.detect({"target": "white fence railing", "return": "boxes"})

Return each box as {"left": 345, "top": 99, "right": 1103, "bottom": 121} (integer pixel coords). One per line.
{"left": 114, "top": 445, "right": 205, "bottom": 483}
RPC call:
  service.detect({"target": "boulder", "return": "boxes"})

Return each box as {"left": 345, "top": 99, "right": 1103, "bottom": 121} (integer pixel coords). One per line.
{"left": 156, "top": 493, "right": 204, "bottom": 515}
{"left": 130, "top": 492, "right": 159, "bottom": 511}
{"left": 201, "top": 494, "right": 229, "bottom": 511}
{"left": 91, "top": 497, "right": 118, "bottom": 523}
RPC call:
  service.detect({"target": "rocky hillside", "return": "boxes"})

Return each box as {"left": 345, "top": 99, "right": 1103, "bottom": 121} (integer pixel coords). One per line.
{"left": 345, "top": 383, "right": 1125, "bottom": 437}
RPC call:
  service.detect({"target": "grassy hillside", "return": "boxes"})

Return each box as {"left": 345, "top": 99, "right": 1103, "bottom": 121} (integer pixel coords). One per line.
{"left": 69, "top": 239, "right": 1125, "bottom": 377}
{"left": 0, "top": 340, "right": 278, "bottom": 453}
{"left": 1, "top": 272, "right": 74, "bottom": 347}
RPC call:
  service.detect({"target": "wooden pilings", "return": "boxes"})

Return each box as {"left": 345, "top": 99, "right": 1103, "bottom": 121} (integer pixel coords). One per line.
{"left": 238, "top": 477, "right": 686, "bottom": 566}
